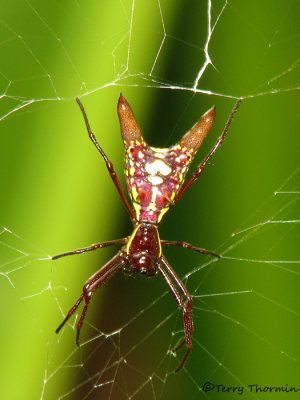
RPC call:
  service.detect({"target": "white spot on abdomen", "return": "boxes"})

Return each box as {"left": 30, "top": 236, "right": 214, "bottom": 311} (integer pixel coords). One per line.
{"left": 145, "top": 159, "right": 171, "bottom": 176}
{"left": 148, "top": 176, "right": 164, "bottom": 185}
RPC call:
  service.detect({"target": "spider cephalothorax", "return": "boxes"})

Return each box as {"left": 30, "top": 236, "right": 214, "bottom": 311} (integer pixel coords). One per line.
{"left": 53, "top": 95, "right": 241, "bottom": 372}
{"left": 124, "top": 223, "right": 161, "bottom": 276}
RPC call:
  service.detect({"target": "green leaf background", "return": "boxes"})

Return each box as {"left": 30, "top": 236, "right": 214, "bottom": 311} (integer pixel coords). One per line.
{"left": 0, "top": 1, "right": 299, "bottom": 399}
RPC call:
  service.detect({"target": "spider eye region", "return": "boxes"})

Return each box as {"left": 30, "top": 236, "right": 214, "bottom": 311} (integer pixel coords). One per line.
{"left": 129, "top": 252, "right": 158, "bottom": 276}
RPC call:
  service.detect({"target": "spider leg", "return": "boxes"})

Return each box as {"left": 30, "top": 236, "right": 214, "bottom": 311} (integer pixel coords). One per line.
{"left": 76, "top": 97, "right": 135, "bottom": 221}
{"left": 158, "top": 256, "right": 194, "bottom": 373}
{"left": 52, "top": 238, "right": 128, "bottom": 260}
{"left": 55, "top": 294, "right": 84, "bottom": 334}
{"left": 175, "top": 98, "right": 242, "bottom": 204}
{"left": 55, "top": 250, "right": 126, "bottom": 344}
{"left": 161, "top": 240, "right": 220, "bottom": 258}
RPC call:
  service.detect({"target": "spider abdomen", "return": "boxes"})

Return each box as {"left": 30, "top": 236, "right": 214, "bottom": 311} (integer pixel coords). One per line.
{"left": 118, "top": 95, "right": 216, "bottom": 224}
{"left": 125, "top": 223, "right": 161, "bottom": 276}
{"left": 124, "top": 144, "right": 194, "bottom": 224}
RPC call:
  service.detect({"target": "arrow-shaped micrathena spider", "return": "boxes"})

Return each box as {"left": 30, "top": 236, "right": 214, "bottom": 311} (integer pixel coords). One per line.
{"left": 53, "top": 95, "right": 241, "bottom": 372}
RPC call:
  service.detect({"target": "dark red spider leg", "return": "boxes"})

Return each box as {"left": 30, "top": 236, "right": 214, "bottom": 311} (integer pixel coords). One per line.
{"left": 158, "top": 257, "right": 194, "bottom": 372}
{"left": 52, "top": 238, "right": 128, "bottom": 260}
{"left": 55, "top": 250, "right": 126, "bottom": 344}
{"left": 175, "top": 98, "right": 242, "bottom": 205}
{"left": 76, "top": 97, "right": 135, "bottom": 221}
{"left": 75, "top": 251, "right": 125, "bottom": 345}
{"left": 161, "top": 240, "right": 220, "bottom": 258}
{"left": 55, "top": 294, "right": 84, "bottom": 334}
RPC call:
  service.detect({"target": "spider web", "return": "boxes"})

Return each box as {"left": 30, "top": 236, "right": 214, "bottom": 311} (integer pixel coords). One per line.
{"left": 0, "top": 1, "right": 299, "bottom": 399}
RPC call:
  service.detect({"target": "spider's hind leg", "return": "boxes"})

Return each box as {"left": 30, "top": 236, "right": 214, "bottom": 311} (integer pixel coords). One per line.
{"left": 174, "top": 98, "right": 242, "bottom": 204}
{"left": 76, "top": 97, "right": 135, "bottom": 220}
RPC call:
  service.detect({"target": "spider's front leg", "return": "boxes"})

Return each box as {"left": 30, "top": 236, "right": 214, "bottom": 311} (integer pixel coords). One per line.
{"left": 158, "top": 257, "right": 194, "bottom": 372}
{"left": 55, "top": 250, "right": 126, "bottom": 344}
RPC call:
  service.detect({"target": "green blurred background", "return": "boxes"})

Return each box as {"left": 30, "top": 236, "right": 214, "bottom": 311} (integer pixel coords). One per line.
{"left": 0, "top": 1, "right": 299, "bottom": 399}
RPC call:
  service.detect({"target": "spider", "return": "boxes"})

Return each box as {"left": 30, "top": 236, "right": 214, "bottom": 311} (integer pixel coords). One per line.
{"left": 53, "top": 95, "right": 241, "bottom": 372}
